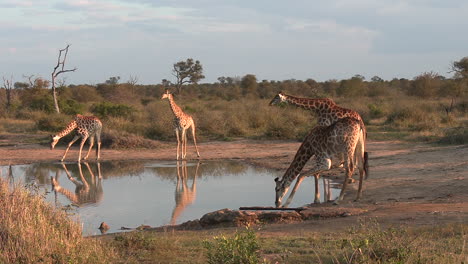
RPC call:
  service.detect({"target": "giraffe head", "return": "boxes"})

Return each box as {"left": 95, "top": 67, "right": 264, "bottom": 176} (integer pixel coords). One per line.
{"left": 50, "top": 135, "right": 60, "bottom": 150}
{"left": 161, "top": 89, "right": 173, "bottom": 100}
{"left": 269, "top": 91, "right": 286, "bottom": 106}
{"left": 274, "top": 177, "right": 291, "bottom": 207}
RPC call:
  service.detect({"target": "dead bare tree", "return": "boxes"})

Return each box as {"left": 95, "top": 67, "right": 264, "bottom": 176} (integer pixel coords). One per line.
{"left": 2, "top": 75, "right": 13, "bottom": 110}
{"left": 23, "top": 74, "right": 35, "bottom": 88}
{"left": 127, "top": 75, "right": 139, "bottom": 86}
{"left": 51, "top": 44, "right": 77, "bottom": 113}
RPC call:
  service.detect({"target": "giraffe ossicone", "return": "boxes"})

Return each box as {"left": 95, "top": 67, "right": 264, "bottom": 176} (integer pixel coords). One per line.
{"left": 161, "top": 89, "right": 200, "bottom": 160}
{"left": 50, "top": 114, "right": 102, "bottom": 162}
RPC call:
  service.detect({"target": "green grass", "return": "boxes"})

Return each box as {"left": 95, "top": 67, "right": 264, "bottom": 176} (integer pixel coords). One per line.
{"left": 101, "top": 221, "right": 468, "bottom": 264}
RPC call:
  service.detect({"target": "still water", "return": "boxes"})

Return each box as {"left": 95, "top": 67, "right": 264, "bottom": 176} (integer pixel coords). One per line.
{"left": 1, "top": 160, "right": 339, "bottom": 235}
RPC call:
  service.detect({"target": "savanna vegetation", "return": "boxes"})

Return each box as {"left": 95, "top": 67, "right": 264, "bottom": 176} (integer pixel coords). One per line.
{"left": 0, "top": 57, "right": 467, "bottom": 263}
{"left": 0, "top": 57, "right": 467, "bottom": 148}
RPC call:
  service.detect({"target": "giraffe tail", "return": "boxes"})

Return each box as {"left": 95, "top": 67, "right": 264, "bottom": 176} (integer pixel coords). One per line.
{"left": 364, "top": 151, "right": 369, "bottom": 179}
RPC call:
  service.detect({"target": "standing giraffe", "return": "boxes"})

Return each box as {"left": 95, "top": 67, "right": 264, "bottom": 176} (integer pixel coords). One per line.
{"left": 270, "top": 91, "right": 369, "bottom": 174}
{"left": 275, "top": 117, "right": 366, "bottom": 207}
{"left": 161, "top": 90, "right": 200, "bottom": 160}
{"left": 50, "top": 114, "right": 102, "bottom": 162}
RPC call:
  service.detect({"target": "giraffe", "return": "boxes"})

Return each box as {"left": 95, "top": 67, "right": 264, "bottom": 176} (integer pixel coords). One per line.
{"left": 161, "top": 89, "right": 200, "bottom": 160}
{"left": 170, "top": 161, "right": 200, "bottom": 225}
{"left": 270, "top": 91, "right": 369, "bottom": 176}
{"left": 50, "top": 114, "right": 102, "bottom": 162}
{"left": 51, "top": 162, "right": 103, "bottom": 206}
{"left": 274, "top": 117, "right": 366, "bottom": 207}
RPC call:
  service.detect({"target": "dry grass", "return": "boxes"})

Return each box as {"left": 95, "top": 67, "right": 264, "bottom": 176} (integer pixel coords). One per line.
{"left": 103, "top": 221, "right": 467, "bottom": 264}
{"left": 0, "top": 178, "right": 116, "bottom": 263}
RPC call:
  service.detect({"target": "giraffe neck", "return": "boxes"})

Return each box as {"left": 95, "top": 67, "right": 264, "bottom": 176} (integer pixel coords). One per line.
{"left": 283, "top": 94, "right": 336, "bottom": 113}
{"left": 279, "top": 138, "right": 316, "bottom": 189}
{"left": 54, "top": 120, "right": 78, "bottom": 138}
{"left": 167, "top": 97, "right": 185, "bottom": 118}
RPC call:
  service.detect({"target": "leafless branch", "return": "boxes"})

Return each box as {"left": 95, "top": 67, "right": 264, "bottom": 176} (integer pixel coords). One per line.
{"left": 51, "top": 44, "right": 77, "bottom": 113}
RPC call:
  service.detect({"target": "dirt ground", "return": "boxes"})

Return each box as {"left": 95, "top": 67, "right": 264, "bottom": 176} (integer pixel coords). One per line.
{"left": 0, "top": 134, "right": 467, "bottom": 233}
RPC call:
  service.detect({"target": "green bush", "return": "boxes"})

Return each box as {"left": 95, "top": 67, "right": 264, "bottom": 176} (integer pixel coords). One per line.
{"left": 36, "top": 114, "right": 71, "bottom": 132}
{"left": 368, "top": 103, "right": 385, "bottom": 118}
{"left": 92, "top": 102, "right": 135, "bottom": 119}
{"left": 59, "top": 99, "right": 86, "bottom": 115}
{"left": 203, "top": 228, "right": 265, "bottom": 264}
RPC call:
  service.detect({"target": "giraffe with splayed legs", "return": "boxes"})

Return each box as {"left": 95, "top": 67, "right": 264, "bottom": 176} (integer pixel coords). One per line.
{"left": 275, "top": 117, "right": 366, "bottom": 207}
{"left": 50, "top": 114, "right": 102, "bottom": 162}
{"left": 161, "top": 90, "right": 200, "bottom": 160}
{"left": 270, "top": 91, "right": 369, "bottom": 177}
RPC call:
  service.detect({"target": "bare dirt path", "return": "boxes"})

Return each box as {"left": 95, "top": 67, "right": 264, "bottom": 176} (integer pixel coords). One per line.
{"left": 0, "top": 135, "right": 467, "bottom": 232}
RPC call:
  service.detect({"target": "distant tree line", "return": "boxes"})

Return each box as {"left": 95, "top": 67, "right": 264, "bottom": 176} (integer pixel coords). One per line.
{"left": 0, "top": 57, "right": 467, "bottom": 118}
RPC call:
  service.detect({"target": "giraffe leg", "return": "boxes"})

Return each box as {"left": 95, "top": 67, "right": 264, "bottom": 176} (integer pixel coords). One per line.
{"left": 191, "top": 124, "right": 200, "bottom": 158}
{"left": 96, "top": 132, "right": 102, "bottom": 160}
{"left": 61, "top": 135, "right": 80, "bottom": 162}
{"left": 83, "top": 136, "right": 94, "bottom": 160}
{"left": 300, "top": 156, "right": 331, "bottom": 205}
{"left": 355, "top": 166, "right": 365, "bottom": 201}
{"left": 77, "top": 135, "right": 89, "bottom": 162}
{"left": 282, "top": 174, "right": 306, "bottom": 208}
{"left": 313, "top": 173, "right": 321, "bottom": 204}
{"left": 175, "top": 129, "right": 181, "bottom": 160}
{"left": 181, "top": 129, "right": 187, "bottom": 160}
{"left": 334, "top": 156, "right": 355, "bottom": 205}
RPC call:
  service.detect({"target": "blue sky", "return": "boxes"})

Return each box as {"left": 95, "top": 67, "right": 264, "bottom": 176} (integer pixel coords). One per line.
{"left": 0, "top": 0, "right": 467, "bottom": 85}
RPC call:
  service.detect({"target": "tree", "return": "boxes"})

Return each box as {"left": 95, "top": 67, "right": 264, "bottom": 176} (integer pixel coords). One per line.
{"left": 51, "top": 44, "right": 77, "bottom": 113}
{"left": 451, "top": 57, "right": 468, "bottom": 79}
{"left": 172, "top": 58, "right": 205, "bottom": 94}
{"left": 2, "top": 76, "right": 13, "bottom": 110}
{"left": 105, "top": 76, "right": 120, "bottom": 85}
{"left": 240, "top": 74, "right": 258, "bottom": 96}
{"left": 337, "top": 75, "right": 367, "bottom": 97}
{"left": 409, "top": 71, "right": 442, "bottom": 98}
{"left": 371, "top": 76, "right": 384, "bottom": 82}
{"left": 161, "top": 79, "right": 172, "bottom": 87}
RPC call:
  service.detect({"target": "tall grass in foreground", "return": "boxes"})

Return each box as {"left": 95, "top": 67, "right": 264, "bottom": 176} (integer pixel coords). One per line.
{"left": 0, "top": 178, "right": 115, "bottom": 263}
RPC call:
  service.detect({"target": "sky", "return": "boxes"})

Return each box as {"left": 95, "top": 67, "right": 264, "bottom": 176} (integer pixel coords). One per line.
{"left": 0, "top": 0, "right": 467, "bottom": 85}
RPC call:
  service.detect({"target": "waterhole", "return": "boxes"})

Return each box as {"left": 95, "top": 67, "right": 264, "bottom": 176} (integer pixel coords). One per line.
{"left": 1, "top": 160, "right": 340, "bottom": 235}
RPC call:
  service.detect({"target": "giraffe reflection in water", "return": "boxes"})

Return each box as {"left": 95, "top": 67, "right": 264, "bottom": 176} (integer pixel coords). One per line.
{"left": 281, "top": 174, "right": 334, "bottom": 208}
{"left": 51, "top": 162, "right": 103, "bottom": 206}
{"left": 170, "top": 161, "right": 200, "bottom": 225}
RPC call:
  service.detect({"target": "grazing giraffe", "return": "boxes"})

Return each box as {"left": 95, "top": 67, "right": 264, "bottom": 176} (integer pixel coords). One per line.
{"left": 51, "top": 162, "right": 103, "bottom": 206}
{"left": 270, "top": 91, "right": 369, "bottom": 175}
{"left": 50, "top": 114, "right": 102, "bottom": 162}
{"left": 170, "top": 161, "right": 200, "bottom": 225}
{"left": 161, "top": 90, "right": 200, "bottom": 160}
{"left": 275, "top": 117, "right": 366, "bottom": 207}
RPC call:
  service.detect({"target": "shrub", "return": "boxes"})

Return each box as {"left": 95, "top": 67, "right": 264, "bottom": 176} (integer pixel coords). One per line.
{"left": 60, "top": 99, "right": 86, "bottom": 115}
{"left": 385, "top": 107, "right": 439, "bottom": 131}
{"left": 0, "top": 178, "right": 115, "bottom": 263}
{"left": 438, "top": 127, "right": 468, "bottom": 145}
{"left": 92, "top": 102, "right": 135, "bottom": 119}
{"left": 101, "top": 129, "right": 162, "bottom": 149}
{"left": 203, "top": 228, "right": 265, "bottom": 264}
{"left": 368, "top": 103, "right": 385, "bottom": 119}
{"left": 36, "top": 114, "right": 71, "bottom": 132}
